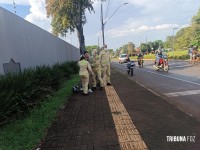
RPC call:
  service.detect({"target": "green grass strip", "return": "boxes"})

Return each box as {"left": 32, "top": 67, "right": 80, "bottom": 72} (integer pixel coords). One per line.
{"left": 0, "top": 75, "right": 79, "bottom": 150}
{"left": 112, "top": 50, "right": 189, "bottom": 61}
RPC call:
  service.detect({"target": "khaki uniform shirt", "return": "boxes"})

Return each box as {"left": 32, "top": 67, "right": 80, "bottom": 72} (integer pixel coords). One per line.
{"left": 99, "top": 50, "right": 111, "bottom": 66}
{"left": 78, "top": 59, "right": 93, "bottom": 76}
{"left": 90, "top": 55, "right": 100, "bottom": 68}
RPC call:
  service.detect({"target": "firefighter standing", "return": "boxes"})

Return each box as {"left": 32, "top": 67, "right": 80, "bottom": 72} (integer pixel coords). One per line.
{"left": 78, "top": 55, "right": 94, "bottom": 95}
{"left": 90, "top": 49, "right": 104, "bottom": 90}
{"left": 99, "top": 46, "right": 112, "bottom": 86}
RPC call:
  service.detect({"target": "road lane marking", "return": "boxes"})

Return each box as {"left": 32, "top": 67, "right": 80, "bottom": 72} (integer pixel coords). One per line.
{"left": 113, "top": 68, "right": 162, "bottom": 98}
{"left": 169, "top": 65, "right": 192, "bottom": 69}
{"left": 134, "top": 80, "right": 161, "bottom": 97}
{"left": 138, "top": 69, "right": 200, "bottom": 86}
{"left": 112, "top": 66, "right": 197, "bottom": 119}
{"left": 186, "top": 112, "right": 193, "bottom": 116}
{"left": 105, "top": 86, "right": 148, "bottom": 150}
{"left": 164, "top": 90, "right": 200, "bottom": 97}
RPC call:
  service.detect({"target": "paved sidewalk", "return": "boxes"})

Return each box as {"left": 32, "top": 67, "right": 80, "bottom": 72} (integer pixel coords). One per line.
{"left": 38, "top": 68, "right": 200, "bottom": 150}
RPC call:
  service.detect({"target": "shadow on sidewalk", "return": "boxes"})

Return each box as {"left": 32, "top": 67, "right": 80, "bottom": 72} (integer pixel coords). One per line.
{"left": 38, "top": 88, "right": 121, "bottom": 150}
{"left": 111, "top": 68, "right": 200, "bottom": 150}
{"left": 38, "top": 67, "right": 200, "bottom": 150}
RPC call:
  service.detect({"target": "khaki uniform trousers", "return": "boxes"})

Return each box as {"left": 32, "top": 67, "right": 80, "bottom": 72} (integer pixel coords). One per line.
{"left": 101, "top": 64, "right": 111, "bottom": 84}
{"left": 92, "top": 66, "right": 104, "bottom": 88}
{"left": 80, "top": 75, "right": 89, "bottom": 94}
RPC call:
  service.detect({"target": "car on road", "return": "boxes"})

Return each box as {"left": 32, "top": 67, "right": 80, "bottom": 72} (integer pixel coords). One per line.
{"left": 118, "top": 54, "right": 128, "bottom": 63}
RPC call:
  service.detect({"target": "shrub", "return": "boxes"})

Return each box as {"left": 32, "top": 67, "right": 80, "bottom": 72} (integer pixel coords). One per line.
{"left": 0, "top": 75, "right": 80, "bottom": 150}
{"left": 0, "top": 61, "right": 78, "bottom": 126}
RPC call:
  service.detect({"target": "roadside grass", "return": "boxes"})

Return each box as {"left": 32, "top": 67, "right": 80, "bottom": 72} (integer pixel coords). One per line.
{"left": 0, "top": 75, "right": 79, "bottom": 150}
{"left": 112, "top": 50, "right": 189, "bottom": 61}
{"left": 168, "top": 50, "right": 188, "bottom": 56}
{"left": 140, "top": 50, "right": 189, "bottom": 60}
{"left": 167, "top": 50, "right": 189, "bottom": 59}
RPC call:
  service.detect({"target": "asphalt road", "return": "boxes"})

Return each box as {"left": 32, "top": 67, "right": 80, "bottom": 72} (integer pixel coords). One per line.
{"left": 111, "top": 60, "right": 200, "bottom": 121}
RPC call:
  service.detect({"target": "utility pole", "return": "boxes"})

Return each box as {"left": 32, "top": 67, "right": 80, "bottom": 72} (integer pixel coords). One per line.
{"left": 172, "top": 28, "right": 178, "bottom": 59}
{"left": 101, "top": 2, "right": 128, "bottom": 47}
{"left": 98, "top": 37, "right": 99, "bottom": 48}
{"left": 146, "top": 37, "right": 148, "bottom": 54}
{"left": 98, "top": 37, "right": 100, "bottom": 53}
{"left": 101, "top": 3, "right": 105, "bottom": 46}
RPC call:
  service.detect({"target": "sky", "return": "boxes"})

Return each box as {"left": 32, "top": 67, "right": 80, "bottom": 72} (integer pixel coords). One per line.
{"left": 0, "top": 0, "right": 200, "bottom": 50}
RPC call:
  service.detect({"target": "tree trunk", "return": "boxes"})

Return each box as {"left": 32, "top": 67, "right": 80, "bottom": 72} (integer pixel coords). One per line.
{"left": 76, "top": 1, "right": 85, "bottom": 55}
{"left": 76, "top": 26, "right": 85, "bottom": 55}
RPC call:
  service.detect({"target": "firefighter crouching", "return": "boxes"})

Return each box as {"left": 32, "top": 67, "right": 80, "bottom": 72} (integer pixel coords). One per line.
{"left": 90, "top": 49, "right": 104, "bottom": 90}
{"left": 78, "top": 55, "right": 94, "bottom": 95}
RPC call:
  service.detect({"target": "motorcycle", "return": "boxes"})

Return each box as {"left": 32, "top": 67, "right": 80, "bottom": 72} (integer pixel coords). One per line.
{"left": 126, "top": 61, "right": 135, "bottom": 76}
{"left": 153, "top": 54, "right": 169, "bottom": 72}
{"left": 138, "top": 58, "right": 144, "bottom": 67}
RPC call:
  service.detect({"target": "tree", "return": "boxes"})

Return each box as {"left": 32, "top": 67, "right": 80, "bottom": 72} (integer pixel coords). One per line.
{"left": 107, "top": 49, "right": 114, "bottom": 56}
{"left": 45, "top": 0, "right": 94, "bottom": 54}
{"left": 174, "top": 27, "right": 191, "bottom": 50}
{"left": 148, "top": 42, "right": 154, "bottom": 51}
{"left": 140, "top": 43, "right": 147, "bottom": 54}
{"left": 121, "top": 44, "right": 128, "bottom": 54}
{"left": 115, "top": 48, "right": 121, "bottom": 57}
{"left": 154, "top": 40, "right": 164, "bottom": 50}
{"left": 127, "top": 42, "right": 135, "bottom": 56}
{"left": 85, "top": 45, "right": 99, "bottom": 54}
{"left": 139, "top": 40, "right": 164, "bottom": 54}
{"left": 117, "top": 42, "right": 136, "bottom": 55}
{"left": 191, "top": 8, "right": 200, "bottom": 46}
{"left": 167, "top": 7, "right": 200, "bottom": 50}
{"left": 164, "top": 36, "right": 173, "bottom": 49}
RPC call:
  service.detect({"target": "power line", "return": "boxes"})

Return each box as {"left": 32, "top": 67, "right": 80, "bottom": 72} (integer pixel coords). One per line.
{"left": 13, "top": 0, "right": 16, "bottom": 14}
{"left": 105, "top": 0, "right": 111, "bottom": 20}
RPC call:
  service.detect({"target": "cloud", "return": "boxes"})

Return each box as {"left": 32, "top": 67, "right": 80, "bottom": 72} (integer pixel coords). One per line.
{"left": 25, "top": 0, "right": 52, "bottom": 32}
{"left": 3, "top": 0, "right": 198, "bottom": 50}
{"left": 180, "top": 24, "right": 190, "bottom": 28}
{"left": 102, "top": 0, "right": 198, "bottom": 41}
{"left": 0, "top": 0, "right": 52, "bottom": 32}
{"left": 24, "top": 0, "right": 80, "bottom": 47}
{"left": 107, "top": 23, "right": 179, "bottom": 38}
{"left": 0, "top": 0, "right": 29, "bottom": 5}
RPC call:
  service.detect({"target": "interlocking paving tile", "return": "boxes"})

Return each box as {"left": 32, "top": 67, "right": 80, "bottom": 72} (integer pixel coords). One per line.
{"left": 38, "top": 67, "right": 200, "bottom": 150}
{"left": 105, "top": 86, "right": 148, "bottom": 150}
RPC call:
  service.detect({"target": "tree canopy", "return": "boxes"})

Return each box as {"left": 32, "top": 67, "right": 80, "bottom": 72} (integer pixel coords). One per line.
{"left": 117, "top": 42, "right": 135, "bottom": 55}
{"left": 85, "top": 45, "right": 99, "bottom": 54}
{"left": 166, "top": 7, "right": 200, "bottom": 50}
{"left": 191, "top": 8, "right": 200, "bottom": 46}
{"left": 45, "top": 0, "right": 94, "bottom": 54}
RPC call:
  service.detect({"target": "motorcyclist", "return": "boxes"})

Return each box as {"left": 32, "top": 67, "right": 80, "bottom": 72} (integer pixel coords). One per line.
{"left": 155, "top": 50, "right": 163, "bottom": 67}
{"left": 126, "top": 55, "right": 131, "bottom": 62}
{"left": 137, "top": 53, "right": 143, "bottom": 65}
{"left": 126, "top": 58, "right": 135, "bottom": 76}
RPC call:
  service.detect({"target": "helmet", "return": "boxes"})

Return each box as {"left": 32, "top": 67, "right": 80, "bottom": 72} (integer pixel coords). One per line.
{"left": 157, "top": 50, "right": 162, "bottom": 55}
{"left": 72, "top": 85, "right": 80, "bottom": 93}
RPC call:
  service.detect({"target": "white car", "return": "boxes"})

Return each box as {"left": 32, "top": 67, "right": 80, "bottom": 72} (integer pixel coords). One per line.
{"left": 118, "top": 54, "right": 128, "bottom": 63}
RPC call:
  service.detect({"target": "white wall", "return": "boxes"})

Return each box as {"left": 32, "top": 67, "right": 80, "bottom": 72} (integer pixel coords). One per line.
{"left": 0, "top": 7, "right": 80, "bottom": 75}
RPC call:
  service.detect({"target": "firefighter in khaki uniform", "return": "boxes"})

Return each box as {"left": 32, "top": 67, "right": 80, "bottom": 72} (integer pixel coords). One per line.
{"left": 78, "top": 55, "right": 94, "bottom": 95}
{"left": 99, "top": 47, "right": 112, "bottom": 86}
{"left": 90, "top": 49, "right": 104, "bottom": 90}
